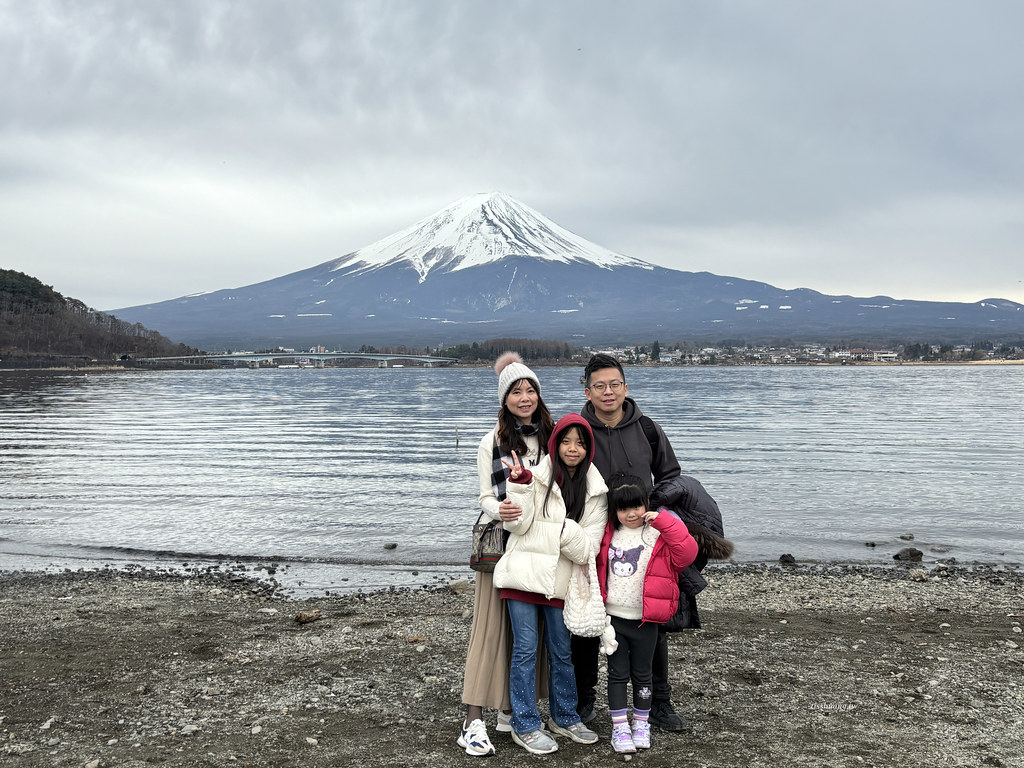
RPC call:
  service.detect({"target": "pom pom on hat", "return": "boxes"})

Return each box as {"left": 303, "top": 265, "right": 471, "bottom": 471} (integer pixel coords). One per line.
{"left": 495, "top": 352, "right": 541, "bottom": 406}
{"left": 494, "top": 351, "right": 523, "bottom": 376}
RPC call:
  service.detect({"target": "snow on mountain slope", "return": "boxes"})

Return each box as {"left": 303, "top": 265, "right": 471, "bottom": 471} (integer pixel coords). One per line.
{"left": 107, "top": 189, "right": 1024, "bottom": 348}
{"left": 329, "top": 192, "right": 653, "bottom": 282}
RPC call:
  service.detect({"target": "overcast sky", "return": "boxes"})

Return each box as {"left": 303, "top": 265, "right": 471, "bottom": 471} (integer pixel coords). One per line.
{"left": 3, "top": 0, "right": 1023, "bottom": 311}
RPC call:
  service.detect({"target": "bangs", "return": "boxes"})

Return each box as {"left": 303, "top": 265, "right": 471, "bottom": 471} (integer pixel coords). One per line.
{"left": 608, "top": 481, "right": 648, "bottom": 513}
{"left": 558, "top": 424, "right": 589, "bottom": 447}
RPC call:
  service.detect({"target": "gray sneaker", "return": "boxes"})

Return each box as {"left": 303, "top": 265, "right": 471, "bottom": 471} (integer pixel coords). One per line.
{"left": 496, "top": 711, "right": 512, "bottom": 733}
{"left": 547, "top": 719, "right": 599, "bottom": 744}
{"left": 511, "top": 728, "right": 559, "bottom": 755}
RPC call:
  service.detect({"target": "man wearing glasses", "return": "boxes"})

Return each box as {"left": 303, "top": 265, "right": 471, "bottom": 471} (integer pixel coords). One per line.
{"left": 574, "top": 352, "right": 691, "bottom": 731}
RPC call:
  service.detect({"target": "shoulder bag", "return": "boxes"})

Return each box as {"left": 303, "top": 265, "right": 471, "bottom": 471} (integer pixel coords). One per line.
{"left": 469, "top": 512, "right": 506, "bottom": 573}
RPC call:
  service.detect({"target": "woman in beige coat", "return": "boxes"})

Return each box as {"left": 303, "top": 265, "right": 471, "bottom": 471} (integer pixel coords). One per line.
{"left": 458, "top": 353, "right": 554, "bottom": 757}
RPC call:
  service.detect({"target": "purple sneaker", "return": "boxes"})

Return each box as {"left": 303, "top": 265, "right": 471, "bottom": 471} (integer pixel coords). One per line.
{"left": 632, "top": 718, "right": 651, "bottom": 749}
{"left": 611, "top": 723, "right": 636, "bottom": 754}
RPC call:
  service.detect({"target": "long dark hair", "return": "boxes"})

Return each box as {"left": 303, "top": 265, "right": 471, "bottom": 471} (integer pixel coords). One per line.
{"left": 542, "top": 423, "right": 591, "bottom": 521}
{"left": 607, "top": 473, "right": 649, "bottom": 529}
{"left": 495, "top": 378, "right": 555, "bottom": 456}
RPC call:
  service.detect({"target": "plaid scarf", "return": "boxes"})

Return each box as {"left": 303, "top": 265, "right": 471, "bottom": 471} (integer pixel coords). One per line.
{"left": 490, "top": 440, "right": 509, "bottom": 502}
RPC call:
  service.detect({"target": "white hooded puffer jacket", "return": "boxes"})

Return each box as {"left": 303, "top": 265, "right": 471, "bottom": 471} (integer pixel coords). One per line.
{"left": 493, "top": 456, "right": 608, "bottom": 601}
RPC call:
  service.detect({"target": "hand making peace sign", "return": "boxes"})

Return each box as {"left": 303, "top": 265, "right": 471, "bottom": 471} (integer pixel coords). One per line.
{"left": 501, "top": 450, "right": 523, "bottom": 480}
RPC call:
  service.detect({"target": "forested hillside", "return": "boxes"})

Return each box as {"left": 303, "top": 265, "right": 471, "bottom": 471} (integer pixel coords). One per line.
{"left": 0, "top": 269, "right": 197, "bottom": 366}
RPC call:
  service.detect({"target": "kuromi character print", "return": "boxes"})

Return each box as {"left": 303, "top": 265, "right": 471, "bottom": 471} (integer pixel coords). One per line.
{"left": 609, "top": 544, "right": 645, "bottom": 577}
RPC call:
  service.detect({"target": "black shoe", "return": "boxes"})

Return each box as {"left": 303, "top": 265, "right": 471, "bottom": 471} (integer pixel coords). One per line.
{"left": 577, "top": 696, "right": 596, "bottom": 724}
{"left": 649, "top": 700, "right": 686, "bottom": 731}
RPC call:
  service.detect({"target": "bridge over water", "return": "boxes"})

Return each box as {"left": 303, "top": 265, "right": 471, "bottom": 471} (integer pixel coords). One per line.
{"left": 135, "top": 352, "right": 458, "bottom": 368}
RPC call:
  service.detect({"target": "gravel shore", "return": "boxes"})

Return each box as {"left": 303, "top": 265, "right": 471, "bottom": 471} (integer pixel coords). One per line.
{"left": 2, "top": 562, "right": 1022, "bottom": 767}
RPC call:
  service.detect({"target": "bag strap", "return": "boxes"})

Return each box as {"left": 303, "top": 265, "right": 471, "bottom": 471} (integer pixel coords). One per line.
{"left": 640, "top": 414, "right": 659, "bottom": 457}
{"left": 587, "top": 552, "right": 601, "bottom": 601}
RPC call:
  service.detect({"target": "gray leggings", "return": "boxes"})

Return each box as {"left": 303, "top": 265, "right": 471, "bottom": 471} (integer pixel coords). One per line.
{"left": 607, "top": 616, "right": 659, "bottom": 711}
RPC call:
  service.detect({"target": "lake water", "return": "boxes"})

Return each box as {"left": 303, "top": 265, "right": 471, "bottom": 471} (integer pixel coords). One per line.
{"left": 1, "top": 365, "right": 1022, "bottom": 594}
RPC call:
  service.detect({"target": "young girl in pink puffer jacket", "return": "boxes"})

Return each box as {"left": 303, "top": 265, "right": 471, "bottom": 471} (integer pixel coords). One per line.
{"left": 595, "top": 473, "right": 699, "bottom": 755}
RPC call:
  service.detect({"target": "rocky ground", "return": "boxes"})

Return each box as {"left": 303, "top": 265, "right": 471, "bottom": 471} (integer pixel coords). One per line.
{"left": 1, "top": 562, "right": 1022, "bottom": 768}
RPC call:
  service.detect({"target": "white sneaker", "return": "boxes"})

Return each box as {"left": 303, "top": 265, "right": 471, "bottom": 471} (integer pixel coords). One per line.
{"left": 496, "top": 711, "right": 512, "bottom": 733}
{"left": 457, "top": 718, "right": 495, "bottom": 756}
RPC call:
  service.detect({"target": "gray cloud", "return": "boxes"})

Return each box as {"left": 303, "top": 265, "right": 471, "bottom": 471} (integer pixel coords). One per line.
{"left": 2, "top": 0, "right": 1022, "bottom": 311}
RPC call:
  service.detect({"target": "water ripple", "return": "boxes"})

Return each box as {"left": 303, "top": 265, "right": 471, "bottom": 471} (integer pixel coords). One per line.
{"left": 1, "top": 365, "right": 1022, "bottom": 570}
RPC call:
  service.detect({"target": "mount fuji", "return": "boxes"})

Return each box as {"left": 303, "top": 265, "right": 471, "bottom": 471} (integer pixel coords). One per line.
{"left": 111, "top": 192, "right": 1024, "bottom": 349}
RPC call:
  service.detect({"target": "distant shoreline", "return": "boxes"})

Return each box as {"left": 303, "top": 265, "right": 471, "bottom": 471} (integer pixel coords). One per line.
{"left": 3, "top": 358, "right": 1023, "bottom": 373}
{"left": 3, "top": 548, "right": 1021, "bottom": 600}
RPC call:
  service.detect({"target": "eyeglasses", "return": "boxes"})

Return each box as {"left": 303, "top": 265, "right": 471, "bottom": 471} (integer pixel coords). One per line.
{"left": 587, "top": 380, "right": 624, "bottom": 393}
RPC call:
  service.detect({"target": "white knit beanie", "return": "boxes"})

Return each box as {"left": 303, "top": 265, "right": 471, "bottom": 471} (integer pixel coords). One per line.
{"left": 495, "top": 352, "right": 540, "bottom": 406}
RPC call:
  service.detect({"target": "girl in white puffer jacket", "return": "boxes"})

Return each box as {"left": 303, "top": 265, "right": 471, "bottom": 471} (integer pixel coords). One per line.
{"left": 493, "top": 413, "right": 607, "bottom": 754}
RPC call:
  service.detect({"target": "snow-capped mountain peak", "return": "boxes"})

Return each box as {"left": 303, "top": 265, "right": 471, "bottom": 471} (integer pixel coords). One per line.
{"left": 331, "top": 192, "right": 652, "bottom": 282}
{"left": 109, "top": 190, "right": 1024, "bottom": 348}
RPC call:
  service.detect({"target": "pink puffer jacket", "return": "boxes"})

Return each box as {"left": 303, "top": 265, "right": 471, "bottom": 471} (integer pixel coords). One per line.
{"left": 596, "top": 509, "right": 699, "bottom": 624}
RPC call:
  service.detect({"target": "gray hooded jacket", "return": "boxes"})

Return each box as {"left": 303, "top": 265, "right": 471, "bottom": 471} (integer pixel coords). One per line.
{"left": 579, "top": 397, "right": 686, "bottom": 510}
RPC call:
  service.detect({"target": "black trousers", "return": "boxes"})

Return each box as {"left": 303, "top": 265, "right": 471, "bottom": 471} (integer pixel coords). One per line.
{"left": 607, "top": 616, "right": 659, "bottom": 710}
{"left": 571, "top": 625, "right": 672, "bottom": 705}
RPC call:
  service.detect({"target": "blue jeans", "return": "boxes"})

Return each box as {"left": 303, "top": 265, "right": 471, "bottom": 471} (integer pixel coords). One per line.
{"left": 506, "top": 598, "right": 580, "bottom": 735}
